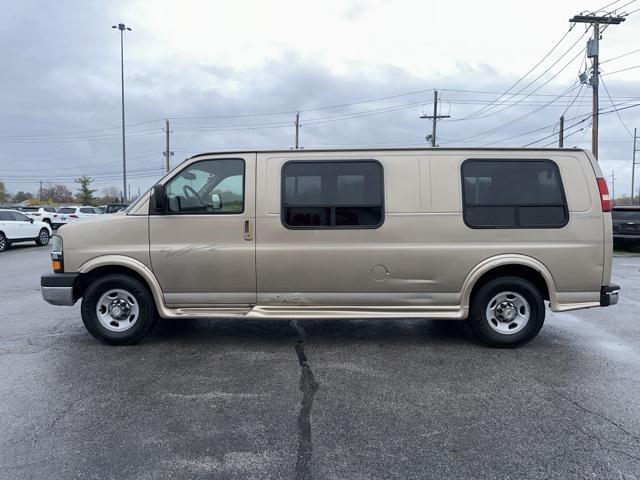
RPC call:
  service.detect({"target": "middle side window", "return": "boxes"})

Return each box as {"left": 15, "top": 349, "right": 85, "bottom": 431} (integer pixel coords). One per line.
{"left": 281, "top": 160, "right": 384, "bottom": 229}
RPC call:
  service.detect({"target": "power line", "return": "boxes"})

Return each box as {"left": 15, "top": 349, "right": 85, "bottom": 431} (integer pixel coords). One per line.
{"left": 600, "top": 76, "right": 635, "bottom": 138}
{"left": 0, "top": 129, "right": 163, "bottom": 144}
{"left": 455, "top": 26, "right": 579, "bottom": 121}
{"left": 601, "top": 64, "right": 640, "bottom": 76}
{"left": 600, "top": 48, "right": 640, "bottom": 64}
{"left": 522, "top": 101, "right": 640, "bottom": 146}
{"left": 456, "top": 27, "right": 590, "bottom": 122}
{"left": 0, "top": 119, "right": 163, "bottom": 140}
{"left": 447, "top": 79, "right": 584, "bottom": 143}
{"left": 478, "top": 97, "right": 636, "bottom": 147}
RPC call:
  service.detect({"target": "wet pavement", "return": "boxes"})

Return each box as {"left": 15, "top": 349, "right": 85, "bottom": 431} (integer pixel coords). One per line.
{"left": 1, "top": 245, "right": 639, "bottom": 479}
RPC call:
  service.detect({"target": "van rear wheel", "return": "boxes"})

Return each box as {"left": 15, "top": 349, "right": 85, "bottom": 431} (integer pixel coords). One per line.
{"left": 81, "top": 274, "right": 157, "bottom": 345}
{"left": 468, "top": 276, "right": 545, "bottom": 348}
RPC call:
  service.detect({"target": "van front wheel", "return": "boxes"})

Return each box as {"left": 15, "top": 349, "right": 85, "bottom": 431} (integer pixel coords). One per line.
{"left": 468, "top": 276, "right": 545, "bottom": 348}
{"left": 81, "top": 274, "right": 157, "bottom": 345}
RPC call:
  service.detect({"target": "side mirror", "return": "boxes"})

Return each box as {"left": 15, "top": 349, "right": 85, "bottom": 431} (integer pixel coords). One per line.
{"left": 211, "top": 193, "right": 222, "bottom": 210}
{"left": 152, "top": 184, "right": 166, "bottom": 213}
{"left": 30, "top": 218, "right": 34, "bottom": 224}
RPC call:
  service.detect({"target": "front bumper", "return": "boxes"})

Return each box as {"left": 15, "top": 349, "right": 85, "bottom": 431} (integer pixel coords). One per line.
{"left": 600, "top": 284, "right": 620, "bottom": 307}
{"left": 41, "top": 273, "right": 79, "bottom": 306}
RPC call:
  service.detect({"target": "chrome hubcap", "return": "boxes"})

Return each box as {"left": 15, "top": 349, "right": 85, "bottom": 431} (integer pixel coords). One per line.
{"left": 96, "top": 289, "right": 139, "bottom": 332}
{"left": 486, "top": 291, "right": 530, "bottom": 335}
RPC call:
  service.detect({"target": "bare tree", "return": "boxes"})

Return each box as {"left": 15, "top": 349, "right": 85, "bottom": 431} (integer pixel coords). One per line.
{"left": 42, "top": 184, "right": 73, "bottom": 204}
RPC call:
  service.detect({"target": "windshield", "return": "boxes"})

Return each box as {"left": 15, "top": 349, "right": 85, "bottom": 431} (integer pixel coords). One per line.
{"left": 58, "top": 207, "right": 76, "bottom": 214}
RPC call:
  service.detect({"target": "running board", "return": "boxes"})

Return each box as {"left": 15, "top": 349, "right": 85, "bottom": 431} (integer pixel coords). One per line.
{"left": 160, "top": 304, "right": 466, "bottom": 320}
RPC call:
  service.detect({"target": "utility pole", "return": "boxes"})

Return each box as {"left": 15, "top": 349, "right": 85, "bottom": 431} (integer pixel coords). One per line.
{"left": 559, "top": 115, "right": 565, "bottom": 147}
{"left": 163, "top": 118, "right": 173, "bottom": 173}
{"left": 39, "top": 181, "right": 43, "bottom": 201}
{"left": 632, "top": 128, "right": 638, "bottom": 205}
{"left": 610, "top": 170, "right": 615, "bottom": 203}
{"left": 112, "top": 22, "right": 132, "bottom": 202}
{"left": 570, "top": 14, "right": 625, "bottom": 160}
{"left": 294, "top": 111, "right": 300, "bottom": 149}
{"left": 420, "top": 90, "right": 450, "bottom": 147}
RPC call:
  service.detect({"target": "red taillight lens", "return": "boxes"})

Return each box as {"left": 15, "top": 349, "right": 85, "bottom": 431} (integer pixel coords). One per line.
{"left": 70, "top": 214, "right": 78, "bottom": 218}
{"left": 597, "top": 178, "right": 612, "bottom": 212}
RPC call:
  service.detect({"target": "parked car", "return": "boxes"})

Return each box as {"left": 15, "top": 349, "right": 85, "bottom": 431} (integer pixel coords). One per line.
{"left": 41, "top": 148, "right": 619, "bottom": 347}
{"left": 19, "top": 206, "right": 66, "bottom": 229}
{"left": 56, "top": 206, "right": 104, "bottom": 225}
{"left": 0, "top": 209, "right": 52, "bottom": 252}
{"left": 612, "top": 205, "right": 640, "bottom": 245}
{"left": 98, "top": 203, "right": 129, "bottom": 214}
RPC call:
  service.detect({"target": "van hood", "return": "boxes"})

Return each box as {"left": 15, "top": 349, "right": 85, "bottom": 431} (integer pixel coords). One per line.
{"left": 56, "top": 213, "right": 151, "bottom": 273}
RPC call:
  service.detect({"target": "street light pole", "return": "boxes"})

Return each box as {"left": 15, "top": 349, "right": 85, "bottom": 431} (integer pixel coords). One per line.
{"left": 112, "top": 23, "right": 131, "bottom": 202}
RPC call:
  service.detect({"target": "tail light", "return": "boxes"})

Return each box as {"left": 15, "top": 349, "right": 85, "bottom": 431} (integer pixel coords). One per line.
{"left": 69, "top": 214, "right": 78, "bottom": 218}
{"left": 597, "top": 178, "right": 612, "bottom": 212}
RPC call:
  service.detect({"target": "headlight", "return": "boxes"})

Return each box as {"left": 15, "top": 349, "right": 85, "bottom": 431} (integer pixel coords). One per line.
{"left": 51, "top": 235, "right": 64, "bottom": 272}
{"left": 51, "top": 235, "right": 63, "bottom": 254}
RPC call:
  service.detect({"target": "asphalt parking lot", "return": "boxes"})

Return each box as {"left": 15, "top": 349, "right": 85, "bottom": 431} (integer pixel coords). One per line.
{"left": 1, "top": 245, "right": 639, "bottom": 480}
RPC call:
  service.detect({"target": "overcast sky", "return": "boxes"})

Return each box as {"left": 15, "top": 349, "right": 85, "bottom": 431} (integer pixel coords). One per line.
{"left": 1, "top": 0, "right": 639, "bottom": 199}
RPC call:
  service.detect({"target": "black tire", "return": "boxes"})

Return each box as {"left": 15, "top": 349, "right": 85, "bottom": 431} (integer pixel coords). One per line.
{"left": 0, "top": 232, "right": 6, "bottom": 252}
{"left": 81, "top": 274, "right": 158, "bottom": 345}
{"left": 467, "top": 276, "right": 545, "bottom": 348}
{"left": 36, "top": 228, "right": 50, "bottom": 246}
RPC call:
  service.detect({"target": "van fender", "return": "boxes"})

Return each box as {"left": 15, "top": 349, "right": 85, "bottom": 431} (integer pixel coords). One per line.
{"left": 460, "top": 254, "right": 558, "bottom": 311}
{"left": 78, "top": 255, "right": 170, "bottom": 317}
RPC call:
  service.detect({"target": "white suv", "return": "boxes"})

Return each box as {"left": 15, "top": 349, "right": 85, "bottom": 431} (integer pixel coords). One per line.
{"left": 0, "top": 209, "right": 52, "bottom": 252}
{"left": 20, "top": 206, "right": 64, "bottom": 229}
{"left": 56, "top": 206, "right": 104, "bottom": 225}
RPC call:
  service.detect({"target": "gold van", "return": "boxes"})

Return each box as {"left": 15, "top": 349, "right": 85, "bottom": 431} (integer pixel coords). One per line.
{"left": 41, "top": 148, "right": 619, "bottom": 347}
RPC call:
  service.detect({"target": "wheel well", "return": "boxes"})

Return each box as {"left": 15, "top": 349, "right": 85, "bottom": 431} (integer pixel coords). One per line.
{"left": 74, "top": 265, "right": 153, "bottom": 301}
{"left": 470, "top": 264, "right": 550, "bottom": 303}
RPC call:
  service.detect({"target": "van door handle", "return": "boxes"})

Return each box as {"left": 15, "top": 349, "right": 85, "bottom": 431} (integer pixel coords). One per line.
{"left": 243, "top": 220, "right": 253, "bottom": 241}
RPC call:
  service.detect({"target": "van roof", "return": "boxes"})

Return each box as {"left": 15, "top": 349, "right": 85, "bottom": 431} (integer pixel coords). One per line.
{"left": 189, "top": 147, "right": 587, "bottom": 159}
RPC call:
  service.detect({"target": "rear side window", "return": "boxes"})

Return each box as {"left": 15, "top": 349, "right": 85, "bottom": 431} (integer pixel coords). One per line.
{"left": 282, "top": 161, "right": 384, "bottom": 229}
{"left": 0, "top": 212, "right": 13, "bottom": 221}
{"left": 462, "top": 159, "right": 568, "bottom": 229}
{"left": 10, "top": 212, "right": 29, "bottom": 222}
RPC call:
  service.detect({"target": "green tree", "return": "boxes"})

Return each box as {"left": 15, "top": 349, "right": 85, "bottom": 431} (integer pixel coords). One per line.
{"left": 74, "top": 175, "right": 97, "bottom": 205}
{"left": 12, "top": 191, "right": 33, "bottom": 203}
{"left": 0, "top": 180, "right": 8, "bottom": 203}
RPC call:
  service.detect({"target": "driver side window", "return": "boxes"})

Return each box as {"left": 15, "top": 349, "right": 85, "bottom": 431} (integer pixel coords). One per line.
{"left": 165, "top": 158, "right": 245, "bottom": 214}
